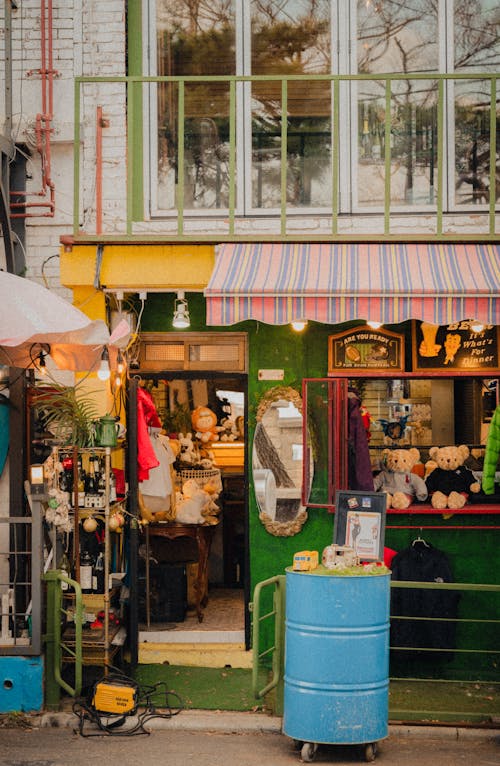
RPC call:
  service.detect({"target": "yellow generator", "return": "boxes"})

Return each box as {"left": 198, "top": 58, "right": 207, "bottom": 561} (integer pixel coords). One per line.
{"left": 91, "top": 678, "right": 139, "bottom": 716}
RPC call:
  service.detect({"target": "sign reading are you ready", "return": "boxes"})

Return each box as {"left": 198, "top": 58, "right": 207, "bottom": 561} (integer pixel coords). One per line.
{"left": 328, "top": 326, "right": 405, "bottom": 374}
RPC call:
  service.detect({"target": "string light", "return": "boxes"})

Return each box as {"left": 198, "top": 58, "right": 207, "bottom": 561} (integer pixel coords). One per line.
{"left": 30, "top": 343, "right": 50, "bottom": 376}
{"left": 291, "top": 319, "right": 307, "bottom": 332}
{"left": 97, "top": 347, "right": 111, "bottom": 381}
{"left": 116, "top": 350, "right": 126, "bottom": 374}
{"left": 37, "top": 350, "right": 47, "bottom": 376}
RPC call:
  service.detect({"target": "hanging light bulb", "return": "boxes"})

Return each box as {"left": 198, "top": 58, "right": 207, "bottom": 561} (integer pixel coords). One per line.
{"left": 97, "top": 347, "right": 111, "bottom": 381}
{"left": 37, "top": 350, "right": 48, "bottom": 376}
{"left": 366, "top": 320, "right": 383, "bottom": 329}
{"left": 291, "top": 319, "right": 307, "bottom": 332}
{"left": 116, "top": 350, "right": 126, "bottom": 374}
{"left": 470, "top": 320, "right": 484, "bottom": 333}
{"left": 172, "top": 290, "right": 190, "bottom": 329}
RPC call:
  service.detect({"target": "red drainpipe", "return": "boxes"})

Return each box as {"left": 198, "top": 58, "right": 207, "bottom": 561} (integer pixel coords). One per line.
{"left": 10, "top": 0, "right": 57, "bottom": 218}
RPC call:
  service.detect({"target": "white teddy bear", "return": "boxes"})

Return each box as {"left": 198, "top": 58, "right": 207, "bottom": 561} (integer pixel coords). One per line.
{"left": 175, "top": 478, "right": 221, "bottom": 525}
{"left": 177, "top": 432, "right": 197, "bottom": 465}
{"left": 175, "top": 479, "right": 208, "bottom": 524}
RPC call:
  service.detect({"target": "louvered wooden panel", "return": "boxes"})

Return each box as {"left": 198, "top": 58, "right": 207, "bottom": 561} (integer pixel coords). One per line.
{"left": 138, "top": 332, "right": 247, "bottom": 372}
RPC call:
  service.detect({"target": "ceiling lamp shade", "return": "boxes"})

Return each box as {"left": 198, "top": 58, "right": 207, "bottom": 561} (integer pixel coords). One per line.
{"left": 173, "top": 291, "right": 190, "bottom": 329}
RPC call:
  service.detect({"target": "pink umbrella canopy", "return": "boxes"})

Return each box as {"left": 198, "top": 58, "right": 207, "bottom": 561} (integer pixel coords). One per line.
{"left": 0, "top": 271, "right": 129, "bottom": 371}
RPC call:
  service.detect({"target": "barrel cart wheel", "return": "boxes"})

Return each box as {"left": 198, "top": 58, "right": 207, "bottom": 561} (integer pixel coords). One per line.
{"left": 300, "top": 742, "right": 318, "bottom": 762}
{"left": 363, "top": 742, "right": 378, "bottom": 762}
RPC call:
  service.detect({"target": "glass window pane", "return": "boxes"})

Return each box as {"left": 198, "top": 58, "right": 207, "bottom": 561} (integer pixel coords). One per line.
{"left": 454, "top": 79, "right": 499, "bottom": 207}
{"left": 453, "top": 3, "right": 500, "bottom": 207}
{"left": 356, "top": 1, "right": 438, "bottom": 209}
{"left": 454, "top": 1, "right": 500, "bottom": 72}
{"left": 357, "top": 0, "right": 439, "bottom": 74}
{"left": 357, "top": 81, "right": 438, "bottom": 208}
{"left": 250, "top": 0, "right": 332, "bottom": 209}
{"left": 156, "top": 1, "right": 235, "bottom": 210}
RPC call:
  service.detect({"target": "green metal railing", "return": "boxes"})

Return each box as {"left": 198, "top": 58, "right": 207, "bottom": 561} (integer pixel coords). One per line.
{"left": 251, "top": 577, "right": 500, "bottom": 723}
{"left": 43, "top": 570, "right": 84, "bottom": 710}
{"left": 72, "top": 72, "right": 498, "bottom": 243}
{"left": 251, "top": 574, "right": 286, "bottom": 715}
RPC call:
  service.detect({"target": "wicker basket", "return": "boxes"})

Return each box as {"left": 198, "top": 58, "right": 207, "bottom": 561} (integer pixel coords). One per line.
{"left": 179, "top": 467, "right": 222, "bottom": 492}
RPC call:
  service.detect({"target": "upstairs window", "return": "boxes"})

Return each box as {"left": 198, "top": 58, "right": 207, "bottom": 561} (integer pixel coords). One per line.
{"left": 145, "top": 1, "right": 500, "bottom": 216}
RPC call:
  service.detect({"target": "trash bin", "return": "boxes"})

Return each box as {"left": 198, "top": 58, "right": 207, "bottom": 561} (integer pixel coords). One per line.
{"left": 283, "top": 568, "right": 390, "bottom": 762}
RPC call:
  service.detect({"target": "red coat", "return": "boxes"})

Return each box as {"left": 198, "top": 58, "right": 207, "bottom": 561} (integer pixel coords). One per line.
{"left": 137, "top": 387, "right": 161, "bottom": 481}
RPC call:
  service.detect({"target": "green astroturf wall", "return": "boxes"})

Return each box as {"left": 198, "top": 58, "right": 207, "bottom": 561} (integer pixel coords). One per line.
{"left": 139, "top": 294, "right": 499, "bottom": 677}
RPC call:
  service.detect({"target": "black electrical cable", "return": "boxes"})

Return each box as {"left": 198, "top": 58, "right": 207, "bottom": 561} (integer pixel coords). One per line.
{"left": 72, "top": 669, "right": 184, "bottom": 737}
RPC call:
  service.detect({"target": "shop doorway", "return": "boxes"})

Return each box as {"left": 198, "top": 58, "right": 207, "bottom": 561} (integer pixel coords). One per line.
{"left": 131, "top": 372, "right": 249, "bottom": 647}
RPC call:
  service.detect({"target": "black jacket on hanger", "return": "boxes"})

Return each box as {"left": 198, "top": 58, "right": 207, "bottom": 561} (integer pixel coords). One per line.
{"left": 390, "top": 541, "right": 460, "bottom": 661}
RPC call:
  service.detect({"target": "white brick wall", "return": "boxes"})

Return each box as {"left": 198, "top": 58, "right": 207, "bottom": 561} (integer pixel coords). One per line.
{"left": 0, "top": 0, "right": 126, "bottom": 294}
{"left": 0, "top": 1, "right": 497, "bottom": 294}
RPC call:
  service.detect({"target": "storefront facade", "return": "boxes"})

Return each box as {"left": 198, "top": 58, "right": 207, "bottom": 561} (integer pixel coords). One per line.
{"left": 1, "top": 1, "right": 499, "bottom": 696}
{"left": 59, "top": 240, "right": 500, "bottom": 679}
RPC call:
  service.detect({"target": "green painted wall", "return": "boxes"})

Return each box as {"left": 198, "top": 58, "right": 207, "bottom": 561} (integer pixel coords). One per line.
{"left": 140, "top": 293, "right": 499, "bottom": 678}
{"left": 139, "top": 293, "right": 337, "bottom": 591}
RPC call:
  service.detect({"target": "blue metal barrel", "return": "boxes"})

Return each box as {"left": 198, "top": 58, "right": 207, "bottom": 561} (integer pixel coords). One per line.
{"left": 283, "top": 569, "right": 390, "bottom": 746}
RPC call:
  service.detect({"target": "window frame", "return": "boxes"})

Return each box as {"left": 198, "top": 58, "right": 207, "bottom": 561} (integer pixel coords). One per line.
{"left": 143, "top": 0, "right": 498, "bottom": 219}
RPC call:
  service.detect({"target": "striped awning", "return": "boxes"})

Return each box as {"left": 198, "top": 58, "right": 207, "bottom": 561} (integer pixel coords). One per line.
{"left": 205, "top": 243, "right": 500, "bottom": 326}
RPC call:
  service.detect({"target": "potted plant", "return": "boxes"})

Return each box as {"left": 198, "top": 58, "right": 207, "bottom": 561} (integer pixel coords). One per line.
{"left": 33, "top": 383, "right": 100, "bottom": 447}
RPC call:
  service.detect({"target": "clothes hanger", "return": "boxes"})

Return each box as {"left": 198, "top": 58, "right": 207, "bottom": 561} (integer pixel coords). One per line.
{"left": 412, "top": 528, "right": 430, "bottom": 547}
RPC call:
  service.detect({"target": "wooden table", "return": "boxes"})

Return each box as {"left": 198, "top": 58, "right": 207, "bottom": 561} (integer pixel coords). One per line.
{"left": 144, "top": 522, "right": 217, "bottom": 625}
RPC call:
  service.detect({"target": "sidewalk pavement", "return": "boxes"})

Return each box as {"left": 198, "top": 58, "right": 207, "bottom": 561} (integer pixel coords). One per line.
{"left": 35, "top": 708, "right": 499, "bottom": 742}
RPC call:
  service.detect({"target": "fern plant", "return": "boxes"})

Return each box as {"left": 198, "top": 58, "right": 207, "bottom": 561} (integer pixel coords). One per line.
{"left": 34, "top": 384, "right": 100, "bottom": 447}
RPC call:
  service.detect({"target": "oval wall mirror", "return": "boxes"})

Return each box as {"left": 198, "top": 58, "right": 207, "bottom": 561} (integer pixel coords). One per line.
{"left": 252, "top": 386, "right": 310, "bottom": 536}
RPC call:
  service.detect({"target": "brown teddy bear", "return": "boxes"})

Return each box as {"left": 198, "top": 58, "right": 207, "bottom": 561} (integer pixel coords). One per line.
{"left": 425, "top": 445, "right": 480, "bottom": 510}
{"left": 373, "top": 448, "right": 428, "bottom": 509}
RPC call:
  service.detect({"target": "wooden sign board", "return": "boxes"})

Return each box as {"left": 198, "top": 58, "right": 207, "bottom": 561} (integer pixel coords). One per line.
{"left": 328, "top": 326, "right": 405, "bottom": 373}
{"left": 412, "top": 321, "right": 499, "bottom": 373}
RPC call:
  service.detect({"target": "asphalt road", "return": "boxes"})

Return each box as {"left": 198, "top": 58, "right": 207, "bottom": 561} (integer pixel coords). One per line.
{"left": 0, "top": 716, "right": 498, "bottom": 766}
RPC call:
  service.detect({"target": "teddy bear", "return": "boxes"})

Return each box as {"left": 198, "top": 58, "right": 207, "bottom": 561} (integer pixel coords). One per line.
{"left": 425, "top": 445, "right": 480, "bottom": 510}
{"left": 218, "top": 416, "right": 239, "bottom": 442}
{"left": 373, "top": 447, "right": 428, "bottom": 509}
{"left": 174, "top": 479, "right": 208, "bottom": 524}
{"left": 174, "top": 478, "right": 220, "bottom": 525}
{"left": 191, "top": 406, "right": 222, "bottom": 443}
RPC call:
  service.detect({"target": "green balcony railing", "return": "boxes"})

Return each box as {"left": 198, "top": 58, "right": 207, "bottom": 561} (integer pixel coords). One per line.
{"left": 72, "top": 73, "right": 498, "bottom": 243}
{"left": 251, "top": 577, "right": 500, "bottom": 724}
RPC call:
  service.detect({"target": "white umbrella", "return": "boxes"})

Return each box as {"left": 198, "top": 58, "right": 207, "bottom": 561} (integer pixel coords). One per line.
{"left": 0, "top": 271, "right": 129, "bottom": 372}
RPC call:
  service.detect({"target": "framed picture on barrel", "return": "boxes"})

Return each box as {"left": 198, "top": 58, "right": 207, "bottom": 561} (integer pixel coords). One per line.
{"left": 333, "top": 491, "right": 386, "bottom": 562}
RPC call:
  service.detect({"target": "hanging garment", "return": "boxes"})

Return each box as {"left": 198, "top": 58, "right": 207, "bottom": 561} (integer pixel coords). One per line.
{"left": 348, "top": 389, "right": 375, "bottom": 491}
{"left": 390, "top": 541, "right": 460, "bottom": 661}
{"left": 137, "top": 387, "right": 162, "bottom": 481}
{"left": 482, "top": 405, "right": 500, "bottom": 495}
{"left": 139, "top": 431, "right": 176, "bottom": 499}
